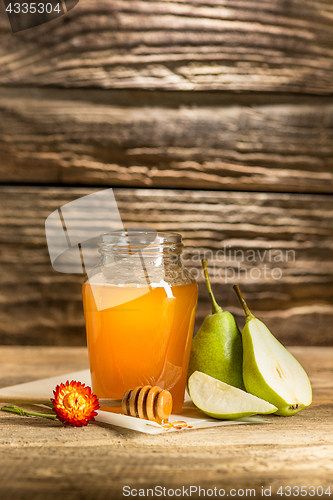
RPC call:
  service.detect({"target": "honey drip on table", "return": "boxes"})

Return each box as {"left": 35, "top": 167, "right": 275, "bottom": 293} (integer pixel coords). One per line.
{"left": 162, "top": 421, "right": 194, "bottom": 431}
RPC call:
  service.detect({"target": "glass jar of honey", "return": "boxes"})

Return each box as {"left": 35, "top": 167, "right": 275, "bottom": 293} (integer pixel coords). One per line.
{"left": 82, "top": 231, "right": 198, "bottom": 414}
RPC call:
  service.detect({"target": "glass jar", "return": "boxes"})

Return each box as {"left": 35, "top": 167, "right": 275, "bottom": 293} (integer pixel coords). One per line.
{"left": 82, "top": 231, "right": 198, "bottom": 414}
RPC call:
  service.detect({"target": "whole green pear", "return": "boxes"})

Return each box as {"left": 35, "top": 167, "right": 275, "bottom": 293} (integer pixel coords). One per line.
{"left": 187, "top": 260, "right": 245, "bottom": 390}
{"left": 233, "top": 285, "right": 312, "bottom": 416}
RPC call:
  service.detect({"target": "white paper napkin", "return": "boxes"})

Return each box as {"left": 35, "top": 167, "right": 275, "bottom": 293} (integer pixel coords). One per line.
{"left": 0, "top": 370, "right": 271, "bottom": 435}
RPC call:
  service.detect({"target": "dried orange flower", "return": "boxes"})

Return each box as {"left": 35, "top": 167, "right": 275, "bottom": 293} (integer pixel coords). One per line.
{"left": 51, "top": 380, "right": 100, "bottom": 427}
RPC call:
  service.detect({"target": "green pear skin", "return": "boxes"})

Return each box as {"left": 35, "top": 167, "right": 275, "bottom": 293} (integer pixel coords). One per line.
{"left": 234, "top": 285, "right": 312, "bottom": 416}
{"left": 187, "top": 261, "right": 245, "bottom": 390}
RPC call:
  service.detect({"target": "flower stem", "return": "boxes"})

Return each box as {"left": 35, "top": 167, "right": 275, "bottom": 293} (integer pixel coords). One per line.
{"left": 1, "top": 405, "right": 57, "bottom": 420}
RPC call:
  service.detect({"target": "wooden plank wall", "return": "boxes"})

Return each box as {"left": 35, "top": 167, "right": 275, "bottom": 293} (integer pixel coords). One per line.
{"left": 0, "top": 0, "right": 332, "bottom": 346}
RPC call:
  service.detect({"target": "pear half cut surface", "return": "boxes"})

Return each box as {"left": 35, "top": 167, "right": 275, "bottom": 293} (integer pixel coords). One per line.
{"left": 188, "top": 371, "right": 277, "bottom": 420}
{"left": 233, "top": 286, "right": 312, "bottom": 416}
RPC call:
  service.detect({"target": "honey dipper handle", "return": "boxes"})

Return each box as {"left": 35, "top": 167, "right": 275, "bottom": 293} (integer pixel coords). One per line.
{"left": 98, "top": 399, "right": 122, "bottom": 407}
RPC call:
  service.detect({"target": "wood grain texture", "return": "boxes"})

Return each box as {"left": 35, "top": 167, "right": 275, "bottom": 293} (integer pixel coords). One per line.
{"left": 0, "top": 346, "right": 89, "bottom": 389}
{"left": 1, "top": 87, "right": 333, "bottom": 193}
{"left": 0, "top": 186, "right": 332, "bottom": 346}
{"left": 0, "top": 346, "right": 332, "bottom": 500}
{"left": 1, "top": 0, "right": 333, "bottom": 93}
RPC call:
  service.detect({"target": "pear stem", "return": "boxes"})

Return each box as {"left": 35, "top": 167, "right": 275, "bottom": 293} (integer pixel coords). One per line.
{"left": 233, "top": 285, "right": 254, "bottom": 319}
{"left": 202, "top": 260, "right": 222, "bottom": 314}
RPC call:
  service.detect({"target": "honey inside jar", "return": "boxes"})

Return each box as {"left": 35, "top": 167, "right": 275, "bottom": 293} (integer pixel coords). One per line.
{"left": 82, "top": 281, "right": 198, "bottom": 414}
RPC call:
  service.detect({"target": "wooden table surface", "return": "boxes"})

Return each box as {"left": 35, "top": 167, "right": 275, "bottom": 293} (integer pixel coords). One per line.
{"left": 0, "top": 346, "right": 332, "bottom": 500}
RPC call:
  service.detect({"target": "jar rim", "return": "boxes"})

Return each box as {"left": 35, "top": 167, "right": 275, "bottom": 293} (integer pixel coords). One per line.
{"left": 99, "top": 230, "right": 183, "bottom": 254}
{"left": 100, "top": 230, "right": 182, "bottom": 243}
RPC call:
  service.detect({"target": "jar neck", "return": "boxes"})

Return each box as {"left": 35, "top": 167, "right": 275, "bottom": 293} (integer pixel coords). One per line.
{"left": 85, "top": 230, "right": 196, "bottom": 287}
{"left": 98, "top": 231, "right": 183, "bottom": 261}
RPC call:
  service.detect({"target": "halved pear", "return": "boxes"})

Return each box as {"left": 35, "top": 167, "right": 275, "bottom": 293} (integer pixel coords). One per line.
{"left": 188, "top": 371, "right": 277, "bottom": 419}
{"left": 234, "top": 286, "right": 312, "bottom": 416}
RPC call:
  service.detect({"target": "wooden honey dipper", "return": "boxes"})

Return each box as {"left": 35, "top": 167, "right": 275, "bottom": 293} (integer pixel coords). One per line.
{"left": 0, "top": 385, "right": 173, "bottom": 424}
{"left": 121, "top": 385, "right": 173, "bottom": 422}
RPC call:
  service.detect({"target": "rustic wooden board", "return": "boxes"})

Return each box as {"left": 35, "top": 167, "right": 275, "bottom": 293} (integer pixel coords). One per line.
{"left": 1, "top": 0, "right": 333, "bottom": 93}
{"left": 0, "top": 346, "right": 332, "bottom": 500}
{"left": 0, "top": 186, "right": 332, "bottom": 346}
{"left": 1, "top": 87, "right": 333, "bottom": 193}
